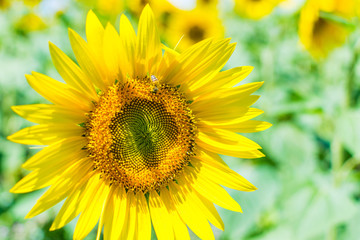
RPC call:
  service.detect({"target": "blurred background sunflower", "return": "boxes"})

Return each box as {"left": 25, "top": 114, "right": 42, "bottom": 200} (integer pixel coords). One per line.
{"left": 1, "top": 0, "right": 360, "bottom": 240}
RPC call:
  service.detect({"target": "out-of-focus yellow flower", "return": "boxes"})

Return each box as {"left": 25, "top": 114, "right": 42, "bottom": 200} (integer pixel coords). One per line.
{"left": 126, "top": 0, "right": 179, "bottom": 40}
{"left": 23, "top": 0, "right": 41, "bottom": 7}
{"left": 298, "top": 0, "right": 356, "bottom": 58}
{"left": 127, "top": 0, "right": 176, "bottom": 18}
{"left": 0, "top": 0, "right": 10, "bottom": 10}
{"left": 15, "top": 13, "right": 46, "bottom": 33}
{"left": 77, "top": 0, "right": 124, "bottom": 17}
{"left": 234, "top": 0, "right": 283, "bottom": 20}
{"left": 96, "top": 0, "right": 124, "bottom": 16}
{"left": 164, "top": 8, "right": 224, "bottom": 51}
{"left": 197, "top": 0, "right": 219, "bottom": 8}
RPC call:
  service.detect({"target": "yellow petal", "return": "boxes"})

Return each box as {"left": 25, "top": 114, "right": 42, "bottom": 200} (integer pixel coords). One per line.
{"left": 103, "top": 186, "right": 127, "bottom": 240}
{"left": 10, "top": 170, "right": 54, "bottom": 193}
{"left": 185, "top": 166, "right": 243, "bottom": 212}
{"left": 192, "top": 94, "right": 260, "bottom": 115}
{"left": 168, "top": 181, "right": 215, "bottom": 240}
{"left": 86, "top": 10, "right": 105, "bottom": 59}
{"left": 185, "top": 42, "right": 236, "bottom": 94}
{"left": 74, "top": 178, "right": 110, "bottom": 240}
{"left": 177, "top": 175, "right": 224, "bottom": 231}
{"left": 7, "top": 123, "right": 83, "bottom": 145}
{"left": 119, "top": 14, "right": 136, "bottom": 78}
{"left": 49, "top": 42, "right": 98, "bottom": 101}
{"left": 120, "top": 191, "right": 136, "bottom": 240}
{"left": 162, "top": 39, "right": 212, "bottom": 86}
{"left": 136, "top": 4, "right": 162, "bottom": 77}
{"left": 103, "top": 23, "right": 122, "bottom": 83}
{"left": 69, "top": 28, "right": 108, "bottom": 90}
{"left": 192, "top": 151, "right": 257, "bottom": 191}
{"left": 149, "top": 190, "right": 174, "bottom": 240}
{"left": 26, "top": 73, "right": 92, "bottom": 112}
{"left": 136, "top": 193, "right": 151, "bottom": 240}
{"left": 197, "top": 81, "right": 264, "bottom": 102}
{"left": 22, "top": 136, "right": 87, "bottom": 170}
{"left": 11, "top": 104, "right": 86, "bottom": 124}
{"left": 50, "top": 178, "right": 88, "bottom": 230}
{"left": 159, "top": 188, "right": 190, "bottom": 240}
{"left": 196, "top": 106, "right": 263, "bottom": 122}
{"left": 192, "top": 66, "right": 254, "bottom": 97}
{"left": 26, "top": 158, "right": 93, "bottom": 218}
{"left": 206, "top": 120, "right": 272, "bottom": 133}
{"left": 193, "top": 190, "right": 224, "bottom": 231}
{"left": 197, "top": 128, "right": 262, "bottom": 156}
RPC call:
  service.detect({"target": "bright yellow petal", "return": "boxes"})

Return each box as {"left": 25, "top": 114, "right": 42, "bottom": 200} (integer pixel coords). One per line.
{"left": 193, "top": 190, "right": 225, "bottom": 231}
{"left": 103, "top": 186, "right": 127, "bottom": 240}
{"left": 49, "top": 42, "right": 98, "bottom": 101}
{"left": 69, "top": 28, "right": 109, "bottom": 90}
{"left": 119, "top": 191, "right": 136, "bottom": 239}
{"left": 22, "top": 136, "right": 87, "bottom": 170}
{"left": 184, "top": 42, "right": 236, "bottom": 95}
{"left": 162, "top": 38, "right": 212, "bottom": 85}
{"left": 7, "top": 123, "right": 83, "bottom": 145}
{"left": 103, "top": 23, "right": 123, "bottom": 83}
{"left": 74, "top": 178, "right": 110, "bottom": 240}
{"left": 192, "top": 151, "right": 257, "bottom": 191}
{"left": 11, "top": 104, "right": 86, "bottom": 124}
{"left": 197, "top": 128, "right": 262, "bottom": 158}
{"left": 26, "top": 73, "right": 92, "bottom": 112}
{"left": 205, "top": 120, "right": 272, "bottom": 133}
{"left": 86, "top": 10, "right": 105, "bottom": 59}
{"left": 196, "top": 106, "right": 263, "bottom": 122}
{"left": 192, "top": 66, "right": 254, "bottom": 97}
{"left": 119, "top": 14, "right": 136, "bottom": 78}
{"left": 149, "top": 190, "right": 174, "bottom": 240}
{"left": 184, "top": 166, "right": 243, "bottom": 212}
{"left": 192, "top": 94, "right": 260, "bottom": 114}
{"left": 50, "top": 177, "right": 89, "bottom": 230}
{"left": 25, "top": 158, "right": 93, "bottom": 218}
{"left": 136, "top": 4, "right": 162, "bottom": 77}
{"left": 197, "top": 81, "right": 264, "bottom": 102}
{"left": 177, "top": 175, "right": 224, "bottom": 231}
{"left": 136, "top": 193, "right": 151, "bottom": 240}
{"left": 168, "top": 181, "right": 215, "bottom": 240}
{"left": 159, "top": 188, "right": 190, "bottom": 240}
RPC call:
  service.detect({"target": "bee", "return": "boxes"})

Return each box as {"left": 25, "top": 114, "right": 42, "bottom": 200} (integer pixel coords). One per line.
{"left": 151, "top": 75, "right": 159, "bottom": 93}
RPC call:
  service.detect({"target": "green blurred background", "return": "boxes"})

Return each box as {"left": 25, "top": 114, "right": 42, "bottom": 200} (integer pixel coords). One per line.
{"left": 1, "top": 0, "right": 360, "bottom": 239}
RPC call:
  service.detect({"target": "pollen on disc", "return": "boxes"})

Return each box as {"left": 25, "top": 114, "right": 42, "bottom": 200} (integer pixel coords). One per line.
{"left": 85, "top": 77, "right": 197, "bottom": 193}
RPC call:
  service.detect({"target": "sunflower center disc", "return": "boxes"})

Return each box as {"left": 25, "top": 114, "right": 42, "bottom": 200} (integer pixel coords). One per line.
{"left": 86, "top": 77, "right": 196, "bottom": 193}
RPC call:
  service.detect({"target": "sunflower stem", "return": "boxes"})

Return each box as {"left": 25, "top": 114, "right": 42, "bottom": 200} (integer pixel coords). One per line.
{"left": 331, "top": 136, "right": 343, "bottom": 187}
{"left": 346, "top": 49, "right": 359, "bottom": 108}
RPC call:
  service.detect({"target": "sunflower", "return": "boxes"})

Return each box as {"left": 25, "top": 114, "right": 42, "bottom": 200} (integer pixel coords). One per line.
{"left": 234, "top": 0, "right": 283, "bottom": 20}
{"left": 23, "top": 0, "right": 42, "bottom": 7}
{"left": 0, "top": 0, "right": 9, "bottom": 9}
{"left": 77, "top": 0, "right": 124, "bottom": 18}
{"left": 126, "top": 0, "right": 176, "bottom": 18}
{"left": 163, "top": 7, "right": 224, "bottom": 51}
{"left": 196, "top": 0, "right": 219, "bottom": 9}
{"left": 15, "top": 13, "right": 47, "bottom": 33}
{"left": 8, "top": 5, "right": 270, "bottom": 240}
{"left": 298, "top": 0, "right": 356, "bottom": 58}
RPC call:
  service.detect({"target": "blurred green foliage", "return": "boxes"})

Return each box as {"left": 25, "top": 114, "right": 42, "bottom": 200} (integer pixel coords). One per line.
{"left": 1, "top": 0, "right": 360, "bottom": 240}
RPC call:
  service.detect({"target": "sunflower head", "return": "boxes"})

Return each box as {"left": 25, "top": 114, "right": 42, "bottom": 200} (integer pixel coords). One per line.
{"left": 15, "top": 13, "right": 47, "bottom": 33}
{"left": 8, "top": 5, "right": 270, "bottom": 240}
{"left": 234, "top": 0, "right": 284, "bottom": 20}
{"left": 0, "top": 0, "right": 10, "bottom": 9}
{"left": 164, "top": 7, "right": 224, "bottom": 50}
{"left": 299, "top": 0, "right": 355, "bottom": 58}
{"left": 86, "top": 76, "right": 197, "bottom": 193}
